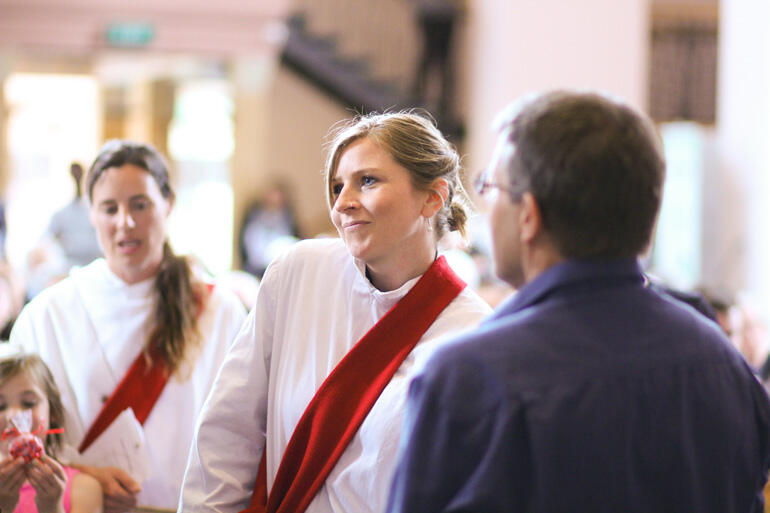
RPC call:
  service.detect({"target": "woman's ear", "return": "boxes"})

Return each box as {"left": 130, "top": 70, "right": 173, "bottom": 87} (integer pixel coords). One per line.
{"left": 422, "top": 178, "right": 449, "bottom": 218}
{"left": 165, "top": 191, "right": 176, "bottom": 216}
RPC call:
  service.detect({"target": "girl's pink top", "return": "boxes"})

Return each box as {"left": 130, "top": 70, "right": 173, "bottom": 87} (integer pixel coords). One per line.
{"left": 14, "top": 465, "right": 80, "bottom": 513}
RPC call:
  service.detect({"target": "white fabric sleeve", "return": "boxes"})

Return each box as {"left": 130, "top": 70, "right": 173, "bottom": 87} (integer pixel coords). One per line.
{"left": 8, "top": 290, "right": 55, "bottom": 356}
{"left": 178, "top": 262, "right": 279, "bottom": 513}
{"left": 9, "top": 303, "right": 36, "bottom": 351}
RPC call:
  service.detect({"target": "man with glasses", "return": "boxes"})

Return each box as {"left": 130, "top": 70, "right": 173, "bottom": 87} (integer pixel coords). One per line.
{"left": 387, "top": 90, "right": 770, "bottom": 512}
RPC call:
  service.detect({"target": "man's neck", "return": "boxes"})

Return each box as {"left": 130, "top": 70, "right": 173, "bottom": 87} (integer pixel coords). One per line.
{"left": 523, "top": 241, "right": 565, "bottom": 285}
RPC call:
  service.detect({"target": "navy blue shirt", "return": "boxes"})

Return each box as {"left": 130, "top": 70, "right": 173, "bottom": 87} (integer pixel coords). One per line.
{"left": 387, "top": 259, "right": 770, "bottom": 513}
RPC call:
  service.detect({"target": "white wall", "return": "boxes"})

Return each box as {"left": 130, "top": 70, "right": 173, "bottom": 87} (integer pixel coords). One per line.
{"left": 714, "top": 0, "right": 770, "bottom": 319}
{"left": 463, "top": 0, "right": 649, "bottom": 174}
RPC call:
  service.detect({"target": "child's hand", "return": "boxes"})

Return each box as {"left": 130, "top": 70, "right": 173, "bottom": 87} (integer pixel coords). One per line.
{"left": 0, "top": 457, "right": 26, "bottom": 513}
{"left": 26, "top": 455, "right": 67, "bottom": 513}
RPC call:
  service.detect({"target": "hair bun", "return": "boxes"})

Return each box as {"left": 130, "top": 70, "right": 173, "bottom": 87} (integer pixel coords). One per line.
{"left": 447, "top": 201, "right": 468, "bottom": 238}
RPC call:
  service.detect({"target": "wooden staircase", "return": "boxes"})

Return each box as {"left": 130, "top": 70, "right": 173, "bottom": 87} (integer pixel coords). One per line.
{"left": 280, "top": 0, "right": 463, "bottom": 138}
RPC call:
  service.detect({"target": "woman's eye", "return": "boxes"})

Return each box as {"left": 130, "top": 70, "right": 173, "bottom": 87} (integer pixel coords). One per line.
{"left": 132, "top": 199, "right": 150, "bottom": 211}
{"left": 362, "top": 176, "right": 377, "bottom": 187}
{"left": 22, "top": 401, "right": 37, "bottom": 409}
{"left": 103, "top": 205, "right": 118, "bottom": 215}
{"left": 331, "top": 183, "right": 343, "bottom": 196}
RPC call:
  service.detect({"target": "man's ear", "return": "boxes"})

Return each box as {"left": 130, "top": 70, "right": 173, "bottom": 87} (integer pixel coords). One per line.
{"left": 518, "top": 192, "right": 544, "bottom": 243}
{"left": 421, "top": 178, "right": 449, "bottom": 218}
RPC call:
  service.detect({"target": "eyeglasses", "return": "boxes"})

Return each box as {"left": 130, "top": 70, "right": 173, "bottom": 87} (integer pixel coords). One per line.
{"left": 473, "top": 174, "right": 522, "bottom": 200}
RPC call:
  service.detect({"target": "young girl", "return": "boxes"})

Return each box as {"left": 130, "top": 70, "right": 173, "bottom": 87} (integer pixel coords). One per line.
{"left": 0, "top": 347, "right": 102, "bottom": 513}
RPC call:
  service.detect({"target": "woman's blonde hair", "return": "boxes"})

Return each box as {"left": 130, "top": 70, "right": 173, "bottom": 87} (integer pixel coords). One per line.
{"left": 0, "top": 352, "right": 65, "bottom": 457}
{"left": 324, "top": 111, "right": 471, "bottom": 239}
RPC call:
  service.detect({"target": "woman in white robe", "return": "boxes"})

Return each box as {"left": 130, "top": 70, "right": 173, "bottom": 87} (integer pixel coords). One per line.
{"left": 179, "top": 112, "right": 493, "bottom": 513}
{"left": 10, "top": 140, "right": 246, "bottom": 512}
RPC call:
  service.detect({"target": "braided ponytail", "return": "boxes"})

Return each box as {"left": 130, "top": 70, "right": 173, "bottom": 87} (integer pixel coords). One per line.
{"left": 87, "top": 140, "right": 204, "bottom": 377}
{"left": 147, "top": 241, "right": 203, "bottom": 376}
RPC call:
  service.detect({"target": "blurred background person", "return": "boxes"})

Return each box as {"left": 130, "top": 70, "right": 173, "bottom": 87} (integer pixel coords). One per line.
{"left": 44, "top": 162, "right": 102, "bottom": 270}
{"left": 729, "top": 301, "right": 770, "bottom": 376}
{"left": 412, "top": 0, "right": 462, "bottom": 118}
{"left": 20, "top": 163, "right": 102, "bottom": 301}
{"left": 697, "top": 287, "right": 770, "bottom": 382}
{"left": 239, "top": 181, "right": 299, "bottom": 279}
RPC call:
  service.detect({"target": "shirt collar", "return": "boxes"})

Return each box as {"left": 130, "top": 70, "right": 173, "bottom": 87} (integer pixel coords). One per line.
{"left": 489, "top": 258, "right": 645, "bottom": 321}
{"left": 75, "top": 258, "right": 156, "bottom": 298}
{"left": 351, "top": 255, "right": 421, "bottom": 305}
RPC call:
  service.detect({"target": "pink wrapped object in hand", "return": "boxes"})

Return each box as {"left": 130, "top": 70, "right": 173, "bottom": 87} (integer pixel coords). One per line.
{"left": 8, "top": 432, "right": 45, "bottom": 462}
{"left": 2, "top": 410, "right": 49, "bottom": 462}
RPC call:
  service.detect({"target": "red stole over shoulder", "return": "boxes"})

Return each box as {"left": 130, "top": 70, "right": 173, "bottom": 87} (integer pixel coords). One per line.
{"left": 241, "top": 256, "right": 465, "bottom": 513}
{"left": 78, "top": 283, "right": 214, "bottom": 453}
{"left": 78, "top": 343, "right": 168, "bottom": 453}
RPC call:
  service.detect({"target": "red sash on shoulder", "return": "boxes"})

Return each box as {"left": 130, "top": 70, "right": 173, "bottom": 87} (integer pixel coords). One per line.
{"left": 78, "top": 344, "right": 169, "bottom": 453}
{"left": 78, "top": 283, "right": 214, "bottom": 454}
{"left": 241, "top": 256, "right": 465, "bottom": 513}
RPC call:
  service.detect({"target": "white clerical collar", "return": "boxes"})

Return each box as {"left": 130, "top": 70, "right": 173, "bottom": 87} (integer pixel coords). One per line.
{"left": 351, "top": 255, "right": 422, "bottom": 304}
{"left": 75, "top": 258, "right": 155, "bottom": 299}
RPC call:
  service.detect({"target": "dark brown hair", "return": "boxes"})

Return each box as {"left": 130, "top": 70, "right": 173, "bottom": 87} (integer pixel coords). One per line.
{"left": 0, "top": 353, "right": 65, "bottom": 457}
{"left": 87, "top": 140, "right": 203, "bottom": 376}
{"left": 495, "top": 91, "right": 665, "bottom": 259}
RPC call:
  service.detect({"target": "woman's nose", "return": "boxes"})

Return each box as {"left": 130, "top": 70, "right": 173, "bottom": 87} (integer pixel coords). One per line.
{"left": 118, "top": 207, "right": 136, "bottom": 228}
{"left": 334, "top": 186, "right": 359, "bottom": 212}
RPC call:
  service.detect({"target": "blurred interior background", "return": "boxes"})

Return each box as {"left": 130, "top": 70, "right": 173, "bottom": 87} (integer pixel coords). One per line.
{"left": 0, "top": 0, "right": 767, "bottom": 338}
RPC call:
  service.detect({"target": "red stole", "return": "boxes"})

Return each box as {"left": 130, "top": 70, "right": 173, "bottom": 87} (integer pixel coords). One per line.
{"left": 78, "top": 283, "right": 214, "bottom": 453}
{"left": 241, "top": 256, "right": 465, "bottom": 513}
{"left": 78, "top": 344, "right": 169, "bottom": 453}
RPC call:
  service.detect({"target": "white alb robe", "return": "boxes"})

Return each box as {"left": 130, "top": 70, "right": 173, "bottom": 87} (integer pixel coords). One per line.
{"left": 10, "top": 258, "right": 247, "bottom": 509}
{"left": 179, "top": 238, "right": 492, "bottom": 513}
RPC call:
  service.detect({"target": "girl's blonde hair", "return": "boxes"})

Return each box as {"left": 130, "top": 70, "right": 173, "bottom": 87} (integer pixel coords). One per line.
{"left": 324, "top": 111, "right": 471, "bottom": 239}
{"left": 0, "top": 352, "right": 65, "bottom": 457}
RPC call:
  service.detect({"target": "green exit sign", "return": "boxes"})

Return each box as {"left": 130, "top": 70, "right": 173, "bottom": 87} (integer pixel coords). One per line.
{"left": 105, "top": 22, "right": 155, "bottom": 47}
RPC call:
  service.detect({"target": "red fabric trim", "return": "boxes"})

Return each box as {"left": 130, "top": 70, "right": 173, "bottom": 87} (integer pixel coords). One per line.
{"left": 241, "top": 256, "right": 465, "bottom": 513}
{"left": 78, "top": 283, "right": 215, "bottom": 453}
{"left": 77, "top": 344, "right": 168, "bottom": 453}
